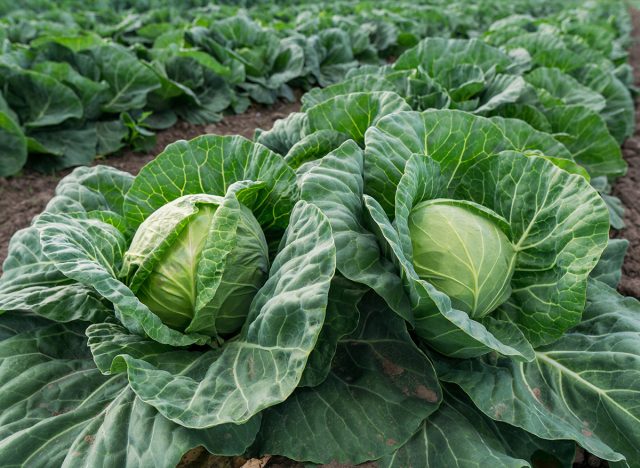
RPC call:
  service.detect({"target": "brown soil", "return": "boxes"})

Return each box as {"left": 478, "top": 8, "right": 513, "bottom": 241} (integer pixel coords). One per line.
{"left": 611, "top": 11, "right": 640, "bottom": 299}
{"left": 176, "top": 450, "right": 377, "bottom": 468}
{"left": 0, "top": 100, "right": 299, "bottom": 271}
{"left": 613, "top": 134, "right": 640, "bottom": 299}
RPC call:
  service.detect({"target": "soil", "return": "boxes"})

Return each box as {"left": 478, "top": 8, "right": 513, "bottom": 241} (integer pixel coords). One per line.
{"left": 176, "top": 451, "right": 378, "bottom": 468}
{"left": 613, "top": 136, "right": 640, "bottom": 299}
{"left": 0, "top": 99, "right": 299, "bottom": 271}
{"left": 611, "top": 11, "right": 640, "bottom": 300}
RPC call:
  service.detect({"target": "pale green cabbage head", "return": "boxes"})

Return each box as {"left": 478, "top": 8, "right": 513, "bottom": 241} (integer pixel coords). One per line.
{"left": 408, "top": 198, "right": 516, "bottom": 319}
{"left": 124, "top": 193, "right": 269, "bottom": 336}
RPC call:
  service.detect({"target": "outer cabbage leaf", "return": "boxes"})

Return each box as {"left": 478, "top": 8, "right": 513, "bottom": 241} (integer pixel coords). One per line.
{"left": 591, "top": 239, "right": 628, "bottom": 288}
{"left": 307, "top": 29, "right": 358, "bottom": 87}
{"left": 298, "top": 140, "right": 411, "bottom": 322}
{"left": 27, "top": 124, "right": 99, "bottom": 172}
{"left": 301, "top": 72, "right": 402, "bottom": 110}
{"left": 395, "top": 37, "right": 513, "bottom": 76}
{"left": 255, "top": 112, "right": 308, "bottom": 156}
{"left": 546, "top": 105, "right": 626, "bottom": 178}
{"left": 266, "top": 38, "right": 305, "bottom": 89}
{"left": 500, "top": 32, "right": 592, "bottom": 73}
{"left": 489, "top": 116, "right": 573, "bottom": 161}
{"left": 438, "top": 279, "right": 640, "bottom": 467}
{"left": 0, "top": 313, "right": 258, "bottom": 468}
{"left": 575, "top": 65, "right": 635, "bottom": 144}
{"left": 255, "top": 293, "right": 441, "bottom": 464}
{"left": 260, "top": 92, "right": 411, "bottom": 164}
{"left": 489, "top": 103, "right": 552, "bottom": 133}
{"left": 525, "top": 67, "right": 606, "bottom": 113}
{"left": 474, "top": 74, "right": 527, "bottom": 114}
{"left": 436, "top": 64, "right": 484, "bottom": 102}
{"left": 123, "top": 135, "right": 297, "bottom": 235}
{"left": 305, "top": 91, "right": 411, "bottom": 146}
{"left": 52, "top": 165, "right": 134, "bottom": 220}
{"left": 0, "top": 166, "right": 133, "bottom": 322}
{"left": 0, "top": 110, "right": 27, "bottom": 177}
{"left": 0, "top": 227, "right": 111, "bottom": 323}
{"left": 2, "top": 68, "right": 82, "bottom": 128}
{"left": 297, "top": 276, "right": 365, "bottom": 388}
{"left": 91, "top": 44, "right": 161, "bottom": 113}
{"left": 284, "top": 130, "right": 351, "bottom": 170}
{"left": 380, "top": 386, "right": 575, "bottom": 468}
{"left": 32, "top": 60, "right": 109, "bottom": 120}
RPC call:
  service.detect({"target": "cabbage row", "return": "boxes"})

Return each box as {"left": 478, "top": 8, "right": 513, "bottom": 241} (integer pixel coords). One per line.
{"left": 0, "top": 1, "right": 639, "bottom": 467}
{"left": 0, "top": 0, "right": 631, "bottom": 177}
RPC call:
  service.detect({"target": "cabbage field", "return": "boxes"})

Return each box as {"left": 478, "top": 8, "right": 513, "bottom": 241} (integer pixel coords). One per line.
{"left": 0, "top": 0, "right": 639, "bottom": 467}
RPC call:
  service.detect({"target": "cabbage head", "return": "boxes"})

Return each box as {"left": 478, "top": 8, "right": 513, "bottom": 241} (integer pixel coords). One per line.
{"left": 408, "top": 199, "right": 516, "bottom": 319}
{"left": 122, "top": 194, "right": 269, "bottom": 336}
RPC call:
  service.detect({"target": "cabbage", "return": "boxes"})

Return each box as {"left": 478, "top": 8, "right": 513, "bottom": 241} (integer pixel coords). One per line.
{"left": 125, "top": 194, "right": 269, "bottom": 335}
{"left": 408, "top": 199, "right": 515, "bottom": 318}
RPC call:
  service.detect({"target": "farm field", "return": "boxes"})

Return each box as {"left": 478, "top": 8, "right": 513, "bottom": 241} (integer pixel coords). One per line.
{"left": 0, "top": 1, "right": 639, "bottom": 468}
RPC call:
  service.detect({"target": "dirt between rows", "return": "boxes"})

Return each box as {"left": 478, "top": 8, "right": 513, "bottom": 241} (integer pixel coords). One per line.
{"left": 610, "top": 10, "right": 640, "bottom": 300}
{"left": 612, "top": 122, "right": 640, "bottom": 299}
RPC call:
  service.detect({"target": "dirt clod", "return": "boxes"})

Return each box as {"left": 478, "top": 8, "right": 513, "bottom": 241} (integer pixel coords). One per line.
{"left": 414, "top": 385, "right": 439, "bottom": 403}
{"left": 381, "top": 358, "right": 405, "bottom": 377}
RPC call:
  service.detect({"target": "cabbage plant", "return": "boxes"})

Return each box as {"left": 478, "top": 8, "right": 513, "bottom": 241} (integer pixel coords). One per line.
{"left": 362, "top": 110, "right": 609, "bottom": 357}
{"left": 0, "top": 135, "right": 338, "bottom": 465}
{"left": 249, "top": 111, "right": 639, "bottom": 467}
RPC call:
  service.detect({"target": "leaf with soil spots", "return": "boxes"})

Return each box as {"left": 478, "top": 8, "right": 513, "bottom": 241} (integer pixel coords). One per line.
{"left": 254, "top": 293, "right": 441, "bottom": 465}
{"left": 436, "top": 279, "right": 640, "bottom": 467}
{"left": 381, "top": 385, "right": 575, "bottom": 468}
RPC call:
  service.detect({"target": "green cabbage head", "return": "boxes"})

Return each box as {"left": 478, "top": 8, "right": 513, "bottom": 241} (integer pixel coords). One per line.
{"left": 408, "top": 199, "right": 516, "bottom": 319}
{"left": 362, "top": 110, "right": 611, "bottom": 358}
{"left": 122, "top": 193, "right": 269, "bottom": 336}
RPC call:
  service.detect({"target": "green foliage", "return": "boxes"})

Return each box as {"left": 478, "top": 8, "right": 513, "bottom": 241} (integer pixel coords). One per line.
{"left": 0, "top": 1, "right": 638, "bottom": 468}
{"left": 0, "top": 0, "right": 634, "bottom": 178}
